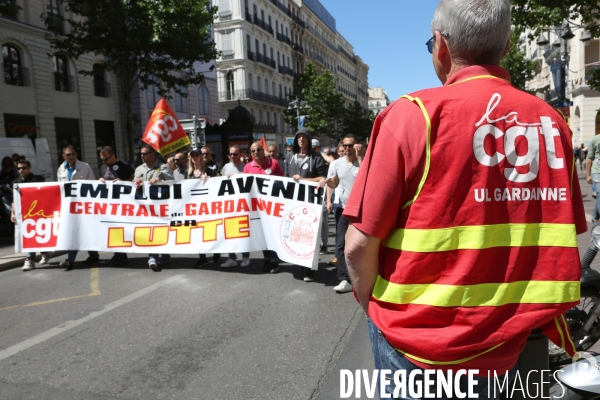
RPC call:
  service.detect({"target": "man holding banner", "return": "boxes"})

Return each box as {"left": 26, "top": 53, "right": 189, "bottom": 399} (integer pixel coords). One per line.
{"left": 244, "top": 141, "right": 284, "bottom": 273}
{"left": 138, "top": 98, "right": 187, "bottom": 269}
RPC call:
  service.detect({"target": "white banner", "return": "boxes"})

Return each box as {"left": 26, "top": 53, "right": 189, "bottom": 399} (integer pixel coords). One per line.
{"left": 14, "top": 176, "right": 324, "bottom": 269}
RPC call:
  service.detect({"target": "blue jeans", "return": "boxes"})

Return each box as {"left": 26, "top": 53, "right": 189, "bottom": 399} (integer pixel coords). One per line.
{"left": 228, "top": 252, "right": 249, "bottom": 259}
{"left": 592, "top": 173, "right": 600, "bottom": 220}
{"left": 367, "top": 319, "right": 516, "bottom": 399}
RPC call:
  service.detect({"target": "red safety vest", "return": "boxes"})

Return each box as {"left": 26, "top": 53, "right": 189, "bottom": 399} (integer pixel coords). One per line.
{"left": 370, "top": 72, "right": 582, "bottom": 374}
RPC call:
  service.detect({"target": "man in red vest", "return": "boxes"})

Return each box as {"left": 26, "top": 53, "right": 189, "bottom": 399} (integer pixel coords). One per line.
{"left": 344, "top": 0, "right": 587, "bottom": 397}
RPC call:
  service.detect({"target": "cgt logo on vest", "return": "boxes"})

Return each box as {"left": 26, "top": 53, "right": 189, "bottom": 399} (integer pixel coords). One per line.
{"left": 473, "top": 93, "right": 564, "bottom": 183}
{"left": 20, "top": 186, "right": 61, "bottom": 248}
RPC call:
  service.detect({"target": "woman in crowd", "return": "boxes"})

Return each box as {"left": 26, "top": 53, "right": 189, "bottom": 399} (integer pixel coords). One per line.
{"left": 186, "top": 148, "right": 220, "bottom": 267}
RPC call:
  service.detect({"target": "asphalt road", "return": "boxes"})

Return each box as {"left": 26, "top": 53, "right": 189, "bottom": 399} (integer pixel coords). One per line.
{"left": 1, "top": 173, "right": 599, "bottom": 400}
{"left": 0, "top": 214, "right": 378, "bottom": 400}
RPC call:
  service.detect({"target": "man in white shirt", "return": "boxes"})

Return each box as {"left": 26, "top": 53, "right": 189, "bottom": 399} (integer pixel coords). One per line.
{"left": 57, "top": 145, "right": 99, "bottom": 270}
{"left": 220, "top": 145, "right": 251, "bottom": 268}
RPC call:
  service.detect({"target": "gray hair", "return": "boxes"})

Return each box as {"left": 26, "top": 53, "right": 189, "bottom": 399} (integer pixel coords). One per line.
{"left": 431, "top": 0, "right": 511, "bottom": 65}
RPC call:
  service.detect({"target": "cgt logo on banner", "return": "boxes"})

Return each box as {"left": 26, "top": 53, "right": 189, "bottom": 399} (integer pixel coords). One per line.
{"left": 19, "top": 185, "right": 61, "bottom": 248}
{"left": 142, "top": 98, "right": 190, "bottom": 156}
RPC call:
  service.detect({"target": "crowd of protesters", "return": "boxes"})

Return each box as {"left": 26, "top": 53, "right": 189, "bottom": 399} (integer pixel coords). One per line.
{"left": 8, "top": 130, "right": 366, "bottom": 293}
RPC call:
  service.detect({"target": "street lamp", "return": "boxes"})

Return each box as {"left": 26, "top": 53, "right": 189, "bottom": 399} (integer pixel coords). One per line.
{"left": 536, "top": 21, "right": 590, "bottom": 102}
{"left": 288, "top": 98, "right": 309, "bottom": 128}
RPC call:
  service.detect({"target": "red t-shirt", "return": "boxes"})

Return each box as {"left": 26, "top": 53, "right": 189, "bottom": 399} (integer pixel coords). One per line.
{"left": 242, "top": 157, "right": 284, "bottom": 176}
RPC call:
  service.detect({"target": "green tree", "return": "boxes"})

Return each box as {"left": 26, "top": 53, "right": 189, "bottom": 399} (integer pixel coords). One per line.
{"left": 43, "top": 0, "right": 218, "bottom": 161}
{"left": 341, "top": 101, "right": 374, "bottom": 142}
{"left": 511, "top": 0, "right": 600, "bottom": 91}
{"left": 304, "top": 69, "right": 345, "bottom": 138}
{"left": 501, "top": 29, "right": 537, "bottom": 91}
{"left": 285, "top": 62, "right": 318, "bottom": 128}
{"left": 0, "top": 0, "right": 20, "bottom": 18}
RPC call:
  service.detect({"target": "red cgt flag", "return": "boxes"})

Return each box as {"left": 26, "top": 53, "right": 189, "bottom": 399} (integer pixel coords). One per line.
{"left": 261, "top": 136, "right": 268, "bottom": 153}
{"left": 142, "top": 98, "right": 190, "bottom": 155}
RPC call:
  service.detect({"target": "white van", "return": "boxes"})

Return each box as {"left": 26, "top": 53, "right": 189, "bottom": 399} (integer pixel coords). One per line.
{"left": 0, "top": 137, "right": 53, "bottom": 181}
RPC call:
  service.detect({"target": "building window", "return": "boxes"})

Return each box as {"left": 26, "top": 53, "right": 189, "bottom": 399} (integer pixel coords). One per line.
{"left": 175, "top": 85, "right": 188, "bottom": 113}
{"left": 198, "top": 85, "right": 210, "bottom": 116}
{"left": 45, "top": 0, "right": 63, "bottom": 34}
{"left": 2, "top": 44, "right": 23, "bottom": 86}
{"left": 146, "top": 77, "right": 160, "bottom": 108}
{"left": 93, "top": 64, "right": 110, "bottom": 97}
{"left": 53, "top": 55, "right": 70, "bottom": 92}
{"left": 226, "top": 71, "right": 235, "bottom": 94}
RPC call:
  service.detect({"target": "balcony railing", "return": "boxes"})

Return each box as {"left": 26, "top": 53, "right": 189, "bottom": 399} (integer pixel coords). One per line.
{"left": 219, "top": 89, "right": 288, "bottom": 107}
{"left": 291, "top": 43, "right": 304, "bottom": 54}
{"left": 338, "top": 47, "right": 357, "bottom": 64}
{"left": 54, "top": 73, "right": 75, "bottom": 92}
{"left": 253, "top": 52, "right": 276, "bottom": 69}
{"left": 306, "top": 25, "right": 337, "bottom": 53}
{"left": 3, "top": 65, "right": 30, "bottom": 86}
{"left": 219, "top": 11, "right": 233, "bottom": 21}
{"left": 247, "top": 50, "right": 255, "bottom": 61}
{"left": 289, "top": 12, "right": 305, "bottom": 28}
{"left": 46, "top": 12, "right": 64, "bottom": 34}
{"left": 276, "top": 32, "right": 291, "bottom": 46}
{"left": 253, "top": 14, "right": 274, "bottom": 35}
{"left": 245, "top": 11, "right": 253, "bottom": 23}
{"left": 94, "top": 81, "right": 111, "bottom": 97}
{"left": 277, "top": 65, "right": 294, "bottom": 77}
{"left": 221, "top": 49, "right": 235, "bottom": 60}
{"left": 310, "top": 52, "right": 324, "bottom": 65}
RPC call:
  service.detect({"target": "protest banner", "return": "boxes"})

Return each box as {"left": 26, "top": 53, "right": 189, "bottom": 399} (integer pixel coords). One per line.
{"left": 13, "top": 176, "right": 324, "bottom": 269}
{"left": 142, "top": 98, "right": 190, "bottom": 155}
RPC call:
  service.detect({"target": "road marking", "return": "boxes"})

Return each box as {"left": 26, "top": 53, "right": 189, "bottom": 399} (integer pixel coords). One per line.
{"left": 0, "top": 268, "right": 101, "bottom": 312}
{"left": 0, "top": 274, "right": 184, "bottom": 361}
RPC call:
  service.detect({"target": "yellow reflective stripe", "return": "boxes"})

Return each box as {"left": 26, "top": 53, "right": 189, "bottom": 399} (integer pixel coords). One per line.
{"left": 554, "top": 317, "right": 566, "bottom": 351}
{"left": 562, "top": 314, "right": 577, "bottom": 354}
{"left": 448, "top": 75, "right": 510, "bottom": 86}
{"left": 372, "top": 276, "right": 580, "bottom": 307}
{"left": 399, "top": 95, "right": 431, "bottom": 209}
{"left": 385, "top": 223, "right": 578, "bottom": 252}
{"left": 398, "top": 342, "right": 505, "bottom": 366}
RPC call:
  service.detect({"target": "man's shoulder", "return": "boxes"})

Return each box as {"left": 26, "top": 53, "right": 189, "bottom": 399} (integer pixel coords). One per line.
{"left": 76, "top": 160, "right": 91, "bottom": 168}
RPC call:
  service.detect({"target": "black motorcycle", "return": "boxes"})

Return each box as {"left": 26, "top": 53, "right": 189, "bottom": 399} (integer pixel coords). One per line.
{"left": 549, "top": 223, "right": 600, "bottom": 366}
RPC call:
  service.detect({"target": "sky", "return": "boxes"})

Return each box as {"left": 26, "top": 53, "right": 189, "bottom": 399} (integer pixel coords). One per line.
{"left": 319, "top": 0, "right": 441, "bottom": 101}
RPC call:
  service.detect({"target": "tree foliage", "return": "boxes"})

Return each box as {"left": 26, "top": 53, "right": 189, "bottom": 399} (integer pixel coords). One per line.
{"left": 285, "top": 63, "right": 344, "bottom": 138}
{"left": 304, "top": 69, "right": 345, "bottom": 138}
{"left": 43, "top": 0, "right": 218, "bottom": 161}
{"left": 340, "top": 101, "right": 374, "bottom": 142}
{"left": 0, "top": 0, "right": 20, "bottom": 18}
{"left": 500, "top": 29, "right": 537, "bottom": 91}
{"left": 511, "top": 0, "right": 600, "bottom": 91}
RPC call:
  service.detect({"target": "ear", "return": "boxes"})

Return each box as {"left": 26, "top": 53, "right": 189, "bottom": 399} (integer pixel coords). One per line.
{"left": 435, "top": 31, "right": 450, "bottom": 63}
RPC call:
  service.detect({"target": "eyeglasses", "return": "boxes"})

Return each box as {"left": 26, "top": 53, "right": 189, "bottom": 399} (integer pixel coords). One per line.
{"left": 250, "top": 148, "right": 263, "bottom": 153}
{"left": 174, "top": 158, "right": 182, "bottom": 161}
{"left": 64, "top": 153, "right": 76, "bottom": 157}
{"left": 100, "top": 156, "right": 112, "bottom": 161}
{"left": 426, "top": 35, "right": 435, "bottom": 54}
{"left": 140, "top": 152, "right": 151, "bottom": 157}
{"left": 201, "top": 152, "right": 209, "bottom": 156}
{"left": 17, "top": 167, "right": 28, "bottom": 170}
{"left": 229, "top": 153, "right": 239, "bottom": 156}
{"left": 426, "top": 32, "right": 449, "bottom": 54}
{"left": 342, "top": 144, "right": 354, "bottom": 148}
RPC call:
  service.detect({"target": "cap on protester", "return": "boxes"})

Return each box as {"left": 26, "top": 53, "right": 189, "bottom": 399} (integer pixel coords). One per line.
{"left": 311, "top": 139, "right": 320, "bottom": 147}
{"left": 190, "top": 148, "right": 200, "bottom": 155}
